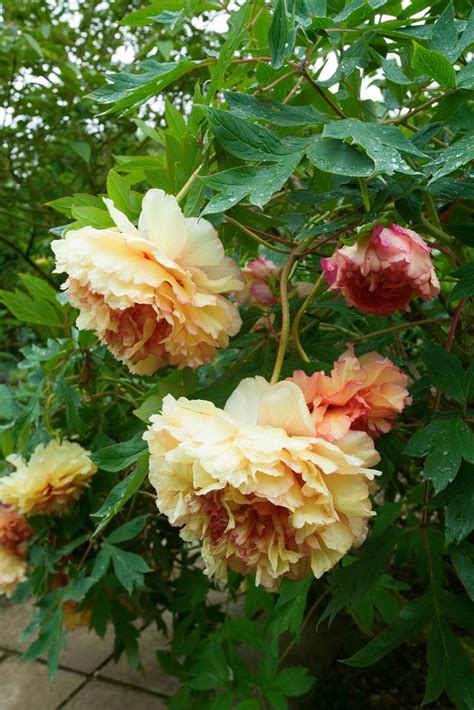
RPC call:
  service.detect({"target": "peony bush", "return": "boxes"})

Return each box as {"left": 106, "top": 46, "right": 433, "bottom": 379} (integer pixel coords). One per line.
{"left": 1, "top": 1, "right": 473, "bottom": 707}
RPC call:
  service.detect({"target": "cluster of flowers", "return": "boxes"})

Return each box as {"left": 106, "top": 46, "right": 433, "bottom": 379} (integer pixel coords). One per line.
{"left": 1, "top": 189, "right": 439, "bottom": 594}
{"left": 0, "top": 441, "right": 96, "bottom": 598}
{"left": 145, "top": 348, "right": 410, "bottom": 589}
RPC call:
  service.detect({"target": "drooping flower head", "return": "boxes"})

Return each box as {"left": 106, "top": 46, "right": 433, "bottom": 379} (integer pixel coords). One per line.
{"left": 321, "top": 224, "right": 439, "bottom": 315}
{"left": 237, "top": 256, "right": 280, "bottom": 307}
{"left": 0, "top": 547, "right": 27, "bottom": 597}
{"left": 145, "top": 376, "right": 380, "bottom": 590}
{"left": 0, "top": 440, "right": 97, "bottom": 516}
{"left": 52, "top": 189, "right": 244, "bottom": 374}
{"left": 290, "top": 346, "right": 411, "bottom": 441}
{"left": 0, "top": 504, "right": 32, "bottom": 555}
{"left": 0, "top": 505, "right": 32, "bottom": 597}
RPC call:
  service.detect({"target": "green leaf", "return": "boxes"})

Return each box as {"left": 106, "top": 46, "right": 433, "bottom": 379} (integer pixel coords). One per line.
{"left": 450, "top": 541, "right": 474, "bottom": 602}
{"left": 55, "top": 376, "right": 85, "bottom": 432}
{"left": 68, "top": 140, "right": 91, "bottom": 164}
{"left": 266, "top": 577, "right": 311, "bottom": 638}
{"left": 423, "top": 617, "right": 474, "bottom": 707}
{"left": 307, "top": 137, "right": 374, "bottom": 177}
{"left": 407, "top": 415, "right": 474, "bottom": 491}
{"left": 343, "top": 593, "right": 432, "bottom": 667}
{"left": 202, "top": 106, "right": 305, "bottom": 162}
{"left": 457, "top": 61, "right": 474, "bottom": 90}
{"left": 267, "top": 666, "right": 315, "bottom": 697}
{"left": 430, "top": 3, "right": 458, "bottom": 61}
{"left": 133, "top": 395, "right": 164, "bottom": 423}
{"left": 321, "top": 119, "right": 426, "bottom": 176}
{"left": 427, "top": 132, "right": 474, "bottom": 183}
{"left": 423, "top": 341, "right": 465, "bottom": 404}
{"left": 453, "top": 8, "right": 474, "bottom": 60}
{"left": 90, "top": 60, "right": 197, "bottom": 114}
{"left": 91, "top": 454, "right": 149, "bottom": 535}
{"left": 224, "top": 91, "right": 327, "bottom": 125}
{"left": 201, "top": 153, "right": 302, "bottom": 213}
{"left": 20, "top": 274, "right": 58, "bottom": 303}
{"left": 106, "top": 170, "right": 133, "bottom": 215}
{"left": 0, "top": 289, "right": 63, "bottom": 327}
{"left": 268, "top": 0, "right": 288, "bottom": 70}
{"left": 107, "top": 515, "right": 148, "bottom": 544}
{"left": 378, "top": 55, "right": 412, "bottom": 85}
{"left": 440, "top": 464, "right": 474, "bottom": 545}
{"left": 207, "top": 2, "right": 249, "bottom": 101}
{"left": 412, "top": 42, "right": 456, "bottom": 89}
{"left": 320, "top": 528, "right": 399, "bottom": 625}
{"left": 451, "top": 262, "right": 474, "bottom": 301}
{"left": 70, "top": 205, "right": 114, "bottom": 229}
{"left": 109, "top": 546, "right": 151, "bottom": 594}
{"left": 91, "top": 433, "right": 147, "bottom": 472}
{"left": 121, "top": 0, "right": 185, "bottom": 26}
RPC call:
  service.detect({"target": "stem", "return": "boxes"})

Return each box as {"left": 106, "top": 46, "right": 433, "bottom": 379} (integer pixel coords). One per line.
{"left": 291, "top": 65, "right": 346, "bottom": 119}
{"left": 292, "top": 272, "right": 326, "bottom": 362}
{"left": 421, "top": 299, "right": 467, "bottom": 530}
{"left": 352, "top": 317, "right": 451, "bottom": 343}
{"left": 358, "top": 178, "right": 371, "bottom": 212}
{"left": 225, "top": 216, "right": 291, "bottom": 254}
{"left": 176, "top": 163, "right": 203, "bottom": 202}
{"left": 422, "top": 191, "right": 442, "bottom": 230}
{"left": 270, "top": 252, "right": 298, "bottom": 383}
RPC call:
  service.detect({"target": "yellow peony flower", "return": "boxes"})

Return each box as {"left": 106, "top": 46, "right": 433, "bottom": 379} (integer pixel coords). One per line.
{"left": 0, "top": 440, "right": 97, "bottom": 516}
{"left": 145, "top": 376, "right": 380, "bottom": 590}
{"left": 0, "top": 546, "right": 27, "bottom": 597}
{"left": 51, "top": 189, "right": 244, "bottom": 374}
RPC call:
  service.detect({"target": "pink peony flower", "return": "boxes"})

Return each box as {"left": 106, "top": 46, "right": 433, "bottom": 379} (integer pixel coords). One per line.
{"left": 0, "top": 506, "right": 31, "bottom": 597}
{"left": 52, "top": 189, "right": 244, "bottom": 374}
{"left": 321, "top": 224, "right": 440, "bottom": 315}
{"left": 145, "top": 376, "right": 380, "bottom": 590}
{"left": 289, "top": 346, "right": 411, "bottom": 441}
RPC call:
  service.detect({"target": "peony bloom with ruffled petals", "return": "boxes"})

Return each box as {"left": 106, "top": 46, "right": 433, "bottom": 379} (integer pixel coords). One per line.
{"left": 52, "top": 189, "right": 244, "bottom": 374}
{"left": 321, "top": 224, "right": 439, "bottom": 315}
{"left": 0, "top": 546, "right": 28, "bottom": 597}
{"left": 145, "top": 377, "right": 380, "bottom": 590}
{"left": 290, "top": 346, "right": 411, "bottom": 441}
{"left": 0, "top": 441, "right": 97, "bottom": 516}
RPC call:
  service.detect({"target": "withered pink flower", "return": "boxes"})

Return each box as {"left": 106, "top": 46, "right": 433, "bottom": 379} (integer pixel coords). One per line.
{"left": 237, "top": 256, "right": 280, "bottom": 307}
{"left": 290, "top": 346, "right": 411, "bottom": 441}
{"left": 52, "top": 189, "right": 244, "bottom": 374}
{"left": 321, "top": 224, "right": 439, "bottom": 315}
{"left": 0, "top": 504, "right": 32, "bottom": 556}
{"left": 145, "top": 376, "right": 380, "bottom": 590}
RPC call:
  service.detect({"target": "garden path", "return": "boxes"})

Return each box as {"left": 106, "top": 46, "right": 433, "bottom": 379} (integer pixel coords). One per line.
{"left": 0, "top": 600, "right": 177, "bottom": 709}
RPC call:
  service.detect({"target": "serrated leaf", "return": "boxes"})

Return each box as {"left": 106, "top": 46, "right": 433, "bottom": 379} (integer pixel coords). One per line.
{"left": 109, "top": 546, "right": 151, "bottom": 594}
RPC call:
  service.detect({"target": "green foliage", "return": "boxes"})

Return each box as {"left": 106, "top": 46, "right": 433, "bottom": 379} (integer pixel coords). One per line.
{"left": 1, "top": 0, "right": 474, "bottom": 707}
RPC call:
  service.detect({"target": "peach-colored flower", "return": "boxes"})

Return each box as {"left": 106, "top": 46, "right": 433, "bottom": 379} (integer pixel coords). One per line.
{"left": 290, "top": 346, "right": 411, "bottom": 441}
{"left": 237, "top": 256, "right": 280, "bottom": 307}
{"left": 0, "top": 440, "right": 97, "bottom": 516}
{"left": 321, "top": 224, "right": 439, "bottom": 315}
{"left": 52, "top": 189, "right": 244, "bottom": 374}
{"left": 145, "top": 377, "right": 380, "bottom": 590}
{"left": 0, "top": 546, "right": 27, "bottom": 597}
{"left": 0, "top": 504, "right": 32, "bottom": 555}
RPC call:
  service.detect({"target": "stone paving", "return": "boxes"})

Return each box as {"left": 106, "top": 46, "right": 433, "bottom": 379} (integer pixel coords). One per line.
{"left": 0, "top": 600, "right": 176, "bottom": 709}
